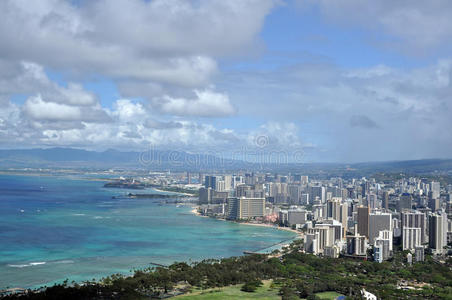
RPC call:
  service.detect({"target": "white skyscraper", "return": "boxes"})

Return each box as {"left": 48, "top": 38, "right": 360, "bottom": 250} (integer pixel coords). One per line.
{"left": 401, "top": 210, "right": 428, "bottom": 244}
{"left": 429, "top": 212, "right": 447, "bottom": 255}
{"left": 402, "top": 227, "right": 421, "bottom": 250}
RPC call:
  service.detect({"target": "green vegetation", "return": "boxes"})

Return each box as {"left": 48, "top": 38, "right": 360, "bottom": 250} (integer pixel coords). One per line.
{"left": 2, "top": 244, "right": 452, "bottom": 299}
{"left": 174, "top": 281, "right": 342, "bottom": 300}
{"left": 241, "top": 279, "right": 263, "bottom": 292}
{"left": 175, "top": 280, "right": 279, "bottom": 300}
{"left": 314, "top": 291, "right": 343, "bottom": 299}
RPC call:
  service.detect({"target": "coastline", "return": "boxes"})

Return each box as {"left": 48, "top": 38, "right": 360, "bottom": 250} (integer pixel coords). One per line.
{"left": 189, "top": 206, "right": 301, "bottom": 236}
{"left": 154, "top": 188, "right": 194, "bottom": 196}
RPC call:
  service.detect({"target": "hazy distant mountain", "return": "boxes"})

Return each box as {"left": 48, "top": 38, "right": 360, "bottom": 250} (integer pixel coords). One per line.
{"left": 0, "top": 148, "right": 451, "bottom": 176}
{"left": 0, "top": 147, "right": 237, "bottom": 171}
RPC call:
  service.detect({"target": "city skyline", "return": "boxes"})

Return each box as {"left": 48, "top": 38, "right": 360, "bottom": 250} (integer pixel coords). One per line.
{"left": 1, "top": 0, "right": 452, "bottom": 162}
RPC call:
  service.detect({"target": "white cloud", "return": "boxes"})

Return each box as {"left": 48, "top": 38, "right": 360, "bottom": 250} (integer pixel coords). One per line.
{"left": 220, "top": 59, "right": 452, "bottom": 161}
{"left": 0, "top": 0, "right": 276, "bottom": 87}
{"left": 112, "top": 99, "right": 147, "bottom": 122}
{"left": 154, "top": 89, "right": 236, "bottom": 117}
{"left": 23, "top": 95, "right": 82, "bottom": 121}
{"left": 59, "top": 83, "right": 97, "bottom": 106}
{"left": 247, "top": 122, "right": 304, "bottom": 150}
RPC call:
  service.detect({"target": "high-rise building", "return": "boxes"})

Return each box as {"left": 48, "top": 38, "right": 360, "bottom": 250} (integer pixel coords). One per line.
{"left": 367, "top": 193, "right": 378, "bottom": 209}
{"left": 402, "top": 227, "right": 421, "bottom": 250}
{"left": 227, "top": 197, "right": 265, "bottom": 220}
{"left": 320, "top": 219, "right": 343, "bottom": 241}
{"left": 382, "top": 191, "right": 389, "bottom": 210}
{"left": 430, "top": 181, "right": 440, "bottom": 200}
{"left": 204, "top": 175, "right": 217, "bottom": 189}
{"left": 369, "top": 212, "right": 392, "bottom": 245}
{"left": 312, "top": 201, "right": 325, "bottom": 220}
{"left": 288, "top": 184, "right": 301, "bottom": 204}
{"left": 199, "top": 187, "right": 213, "bottom": 204}
{"left": 215, "top": 180, "right": 225, "bottom": 192}
{"left": 398, "top": 193, "right": 412, "bottom": 212}
{"left": 428, "top": 196, "right": 440, "bottom": 212}
{"left": 287, "top": 208, "right": 307, "bottom": 226}
{"left": 346, "top": 231, "right": 368, "bottom": 256}
{"left": 357, "top": 206, "right": 369, "bottom": 238}
{"left": 340, "top": 202, "right": 349, "bottom": 237}
{"left": 223, "top": 175, "right": 232, "bottom": 191}
{"left": 307, "top": 225, "right": 335, "bottom": 254}
{"left": 446, "top": 199, "right": 452, "bottom": 218}
{"left": 301, "top": 193, "right": 309, "bottom": 205}
{"left": 327, "top": 198, "right": 341, "bottom": 220}
{"left": 429, "top": 212, "right": 447, "bottom": 255}
{"left": 304, "top": 232, "right": 320, "bottom": 255}
{"left": 235, "top": 184, "right": 251, "bottom": 197}
{"left": 310, "top": 186, "right": 326, "bottom": 204}
{"left": 374, "top": 230, "right": 392, "bottom": 262}
{"left": 279, "top": 210, "right": 288, "bottom": 226}
{"left": 415, "top": 246, "right": 424, "bottom": 262}
{"left": 233, "top": 176, "right": 244, "bottom": 188}
{"left": 401, "top": 210, "right": 428, "bottom": 244}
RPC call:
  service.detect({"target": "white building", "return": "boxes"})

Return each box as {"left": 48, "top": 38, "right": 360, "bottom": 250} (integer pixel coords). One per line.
{"left": 429, "top": 212, "right": 447, "bottom": 255}
{"left": 402, "top": 227, "right": 421, "bottom": 250}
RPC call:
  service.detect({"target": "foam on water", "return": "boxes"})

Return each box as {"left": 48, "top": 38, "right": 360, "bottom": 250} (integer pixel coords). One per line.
{"left": 8, "top": 262, "right": 46, "bottom": 268}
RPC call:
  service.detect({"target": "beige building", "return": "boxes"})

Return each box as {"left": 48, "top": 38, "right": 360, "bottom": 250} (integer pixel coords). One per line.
{"left": 227, "top": 197, "right": 265, "bottom": 220}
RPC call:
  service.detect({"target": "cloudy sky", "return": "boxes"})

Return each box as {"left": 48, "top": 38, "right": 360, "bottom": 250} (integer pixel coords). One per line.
{"left": 0, "top": 0, "right": 451, "bottom": 162}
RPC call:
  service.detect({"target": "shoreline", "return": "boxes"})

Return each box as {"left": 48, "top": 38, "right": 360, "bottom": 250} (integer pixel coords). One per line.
{"left": 154, "top": 188, "right": 195, "bottom": 196}
{"left": 189, "top": 206, "right": 301, "bottom": 236}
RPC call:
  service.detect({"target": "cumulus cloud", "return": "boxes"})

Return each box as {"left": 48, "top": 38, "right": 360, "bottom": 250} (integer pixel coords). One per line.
{"left": 0, "top": 61, "right": 99, "bottom": 107}
{"left": 0, "top": 60, "right": 113, "bottom": 136}
{"left": 112, "top": 99, "right": 147, "bottom": 122}
{"left": 22, "top": 94, "right": 111, "bottom": 123}
{"left": 144, "top": 119, "right": 183, "bottom": 130}
{"left": 247, "top": 122, "right": 304, "bottom": 149}
{"left": 220, "top": 59, "right": 452, "bottom": 161}
{"left": 153, "top": 89, "right": 236, "bottom": 117}
{"left": 2, "top": 0, "right": 452, "bottom": 162}
{"left": 23, "top": 95, "right": 82, "bottom": 121}
{"left": 0, "top": 0, "right": 276, "bottom": 87}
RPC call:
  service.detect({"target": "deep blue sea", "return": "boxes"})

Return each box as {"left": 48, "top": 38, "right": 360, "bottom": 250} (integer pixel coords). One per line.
{"left": 0, "top": 174, "right": 294, "bottom": 289}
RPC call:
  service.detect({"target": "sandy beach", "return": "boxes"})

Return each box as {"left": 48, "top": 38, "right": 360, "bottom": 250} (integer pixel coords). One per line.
{"left": 238, "top": 221, "right": 301, "bottom": 235}
{"left": 189, "top": 206, "right": 301, "bottom": 236}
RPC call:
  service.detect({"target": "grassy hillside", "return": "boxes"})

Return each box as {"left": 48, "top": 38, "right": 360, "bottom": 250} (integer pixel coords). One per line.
{"left": 175, "top": 280, "right": 280, "bottom": 300}
{"left": 175, "top": 281, "right": 343, "bottom": 300}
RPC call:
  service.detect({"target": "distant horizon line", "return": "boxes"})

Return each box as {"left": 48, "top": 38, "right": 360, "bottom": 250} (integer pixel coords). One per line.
{"left": 0, "top": 146, "right": 451, "bottom": 166}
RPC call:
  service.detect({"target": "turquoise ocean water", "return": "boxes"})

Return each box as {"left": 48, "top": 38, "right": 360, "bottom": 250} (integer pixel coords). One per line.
{"left": 0, "top": 175, "right": 294, "bottom": 289}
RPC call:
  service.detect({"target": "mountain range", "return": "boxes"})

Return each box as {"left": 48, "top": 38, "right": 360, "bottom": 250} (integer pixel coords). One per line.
{"left": 0, "top": 148, "right": 451, "bottom": 177}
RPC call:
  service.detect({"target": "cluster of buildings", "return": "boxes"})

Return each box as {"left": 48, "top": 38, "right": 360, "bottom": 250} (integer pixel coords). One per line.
{"left": 197, "top": 173, "right": 452, "bottom": 261}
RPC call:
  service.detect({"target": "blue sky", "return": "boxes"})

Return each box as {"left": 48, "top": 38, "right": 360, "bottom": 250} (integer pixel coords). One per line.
{"left": 0, "top": 0, "right": 451, "bottom": 162}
